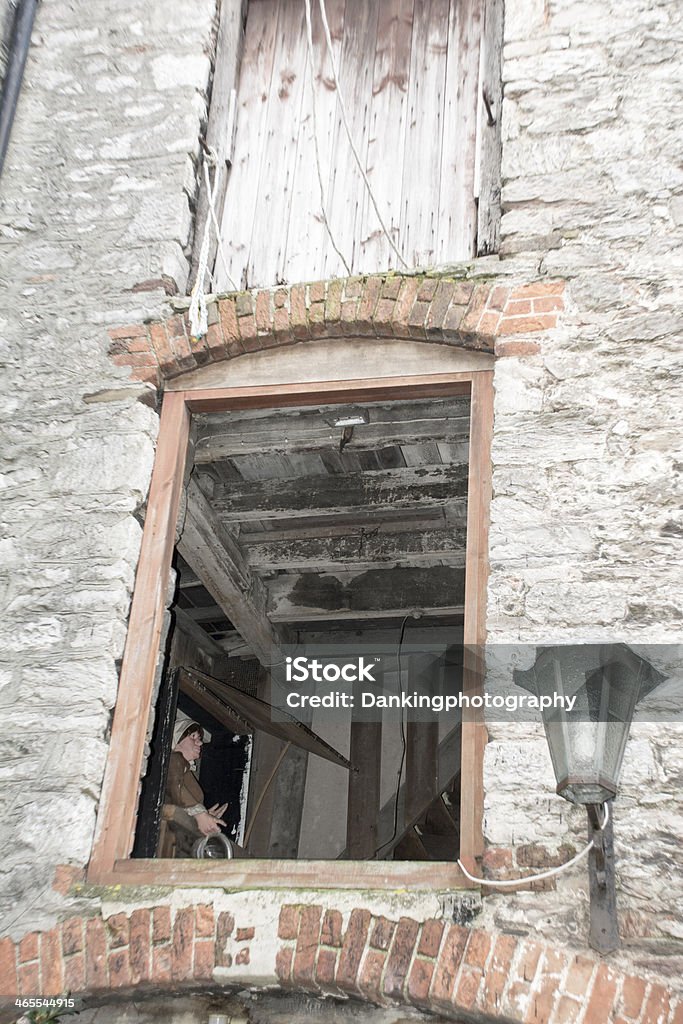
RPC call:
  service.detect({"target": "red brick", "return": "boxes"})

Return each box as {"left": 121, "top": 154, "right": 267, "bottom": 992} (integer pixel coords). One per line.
{"left": 106, "top": 913, "right": 129, "bottom": 949}
{"left": 290, "top": 284, "right": 309, "bottom": 339}
{"left": 369, "top": 916, "right": 396, "bottom": 951}
{"left": 456, "top": 967, "right": 483, "bottom": 1010}
{"left": 511, "top": 281, "right": 565, "bottom": 299}
{"left": 505, "top": 298, "right": 533, "bottom": 314}
{"left": 238, "top": 313, "right": 259, "bottom": 348}
{"left": 542, "top": 947, "right": 569, "bottom": 977}
{"left": 381, "top": 275, "right": 402, "bottom": 300}
{"left": 18, "top": 961, "right": 41, "bottom": 996}
{"left": 235, "top": 292, "right": 254, "bottom": 317}
{"left": 152, "top": 944, "right": 172, "bottom": 984}
{"left": 40, "top": 929, "right": 64, "bottom": 996}
{"left": 557, "top": 996, "right": 585, "bottom": 1024}
{"left": 152, "top": 906, "right": 171, "bottom": 945}
{"left": 341, "top": 298, "right": 360, "bottom": 325}
{"left": 218, "top": 298, "right": 243, "bottom": 356}
{"left": 430, "top": 924, "right": 468, "bottom": 1005}
{"left": 255, "top": 289, "right": 272, "bottom": 333}
{"left": 344, "top": 277, "right": 364, "bottom": 299}
{"left": 64, "top": 952, "right": 85, "bottom": 993}
{"left": 533, "top": 296, "right": 564, "bottom": 313}
{"left": 276, "top": 946, "right": 294, "bottom": 986}
{"left": 61, "top": 918, "right": 84, "bottom": 957}
{"left": 293, "top": 905, "right": 322, "bottom": 987}
{"left": 621, "top": 975, "right": 647, "bottom": 1019}
{"left": 519, "top": 941, "right": 543, "bottom": 984}
{"left": 498, "top": 315, "right": 555, "bottom": 335}
{"left": 461, "top": 284, "right": 492, "bottom": 334}
{"left": 373, "top": 297, "right": 396, "bottom": 330}
{"left": 325, "top": 279, "right": 343, "bottom": 326}
{"left": 641, "top": 984, "right": 671, "bottom": 1024}
{"left": 236, "top": 926, "right": 255, "bottom": 942}
{"left": 479, "top": 312, "right": 502, "bottom": 335}
{"left": 278, "top": 905, "right": 300, "bottom": 941}
{"left": 172, "top": 907, "right": 195, "bottom": 981}
{"left": 109, "top": 334, "right": 152, "bottom": 355}
{"left": 274, "top": 287, "right": 288, "bottom": 308}
{"left": 129, "top": 908, "right": 151, "bottom": 984}
{"left": 417, "top": 277, "right": 439, "bottom": 301}
{"left": 235, "top": 948, "right": 250, "bottom": 966}
{"left": 194, "top": 939, "right": 215, "bottom": 980}
{"left": 309, "top": 281, "right": 326, "bottom": 304}
{"left": 392, "top": 276, "right": 422, "bottom": 338}
{"left": 464, "top": 929, "right": 491, "bottom": 969}
{"left": 442, "top": 303, "right": 467, "bottom": 333}
{"left": 321, "top": 910, "right": 343, "bottom": 948}
{"left": 315, "top": 947, "right": 338, "bottom": 988}
{"left": 205, "top": 321, "right": 227, "bottom": 361}
{"left": 336, "top": 908, "right": 371, "bottom": 993}
{"left": 426, "top": 279, "right": 456, "bottom": 334}
{"left": 148, "top": 322, "right": 176, "bottom": 373}
{"left": 108, "top": 949, "right": 132, "bottom": 989}
{"left": 85, "top": 918, "right": 108, "bottom": 990}
{"left": 526, "top": 976, "right": 558, "bottom": 1024}
{"left": 670, "top": 1002, "right": 683, "bottom": 1024}
{"left": 418, "top": 919, "right": 444, "bottom": 958}
{"left": 109, "top": 323, "right": 148, "bottom": 341}
{"left": 495, "top": 339, "right": 542, "bottom": 357}
{"left": 408, "top": 957, "right": 435, "bottom": 1007}
{"left": 309, "top": 301, "right": 326, "bottom": 336}
{"left": 195, "top": 905, "right": 215, "bottom": 939}
{"left": 407, "top": 299, "right": 430, "bottom": 337}
{"left": 273, "top": 306, "right": 294, "bottom": 342}
{"left": 18, "top": 933, "right": 39, "bottom": 963}
{"left": 452, "top": 280, "right": 475, "bottom": 304}
{"left": 584, "top": 965, "right": 619, "bottom": 1024}
{"left": 357, "top": 275, "right": 382, "bottom": 333}
{"left": 489, "top": 285, "right": 510, "bottom": 310}
{"left": 359, "top": 950, "right": 386, "bottom": 1002}
{"left": 480, "top": 934, "right": 518, "bottom": 1013}
{"left": 383, "top": 917, "right": 420, "bottom": 1000}
{"left": 483, "top": 848, "right": 514, "bottom": 877}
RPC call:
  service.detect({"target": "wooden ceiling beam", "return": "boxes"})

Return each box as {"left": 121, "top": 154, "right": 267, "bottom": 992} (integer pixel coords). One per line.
{"left": 246, "top": 526, "right": 466, "bottom": 573}
{"left": 267, "top": 565, "right": 465, "bottom": 623}
{"left": 177, "top": 478, "right": 290, "bottom": 666}
{"left": 209, "top": 464, "right": 469, "bottom": 522}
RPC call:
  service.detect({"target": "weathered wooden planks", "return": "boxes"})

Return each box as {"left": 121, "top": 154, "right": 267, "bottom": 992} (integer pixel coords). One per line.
{"left": 215, "top": 0, "right": 487, "bottom": 290}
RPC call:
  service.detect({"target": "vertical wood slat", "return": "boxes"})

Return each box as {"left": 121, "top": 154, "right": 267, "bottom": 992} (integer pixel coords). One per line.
{"left": 358, "top": 0, "right": 414, "bottom": 273}
{"left": 248, "top": 0, "right": 309, "bottom": 287}
{"left": 346, "top": 678, "right": 383, "bottom": 858}
{"left": 438, "top": 0, "right": 483, "bottom": 262}
{"left": 284, "top": 0, "right": 348, "bottom": 284}
{"left": 218, "top": 0, "right": 281, "bottom": 290}
{"left": 405, "top": 720, "right": 439, "bottom": 823}
{"left": 458, "top": 370, "right": 493, "bottom": 875}
{"left": 475, "top": 0, "right": 504, "bottom": 255}
{"left": 323, "top": 0, "right": 380, "bottom": 278}
{"left": 190, "top": 0, "right": 247, "bottom": 286}
{"left": 88, "top": 392, "right": 192, "bottom": 876}
{"left": 399, "top": 0, "right": 450, "bottom": 269}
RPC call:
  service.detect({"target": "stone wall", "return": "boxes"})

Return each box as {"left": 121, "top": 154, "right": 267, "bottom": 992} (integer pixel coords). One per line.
{"left": 0, "top": 0, "right": 216, "bottom": 933}
{"left": 482, "top": 0, "right": 683, "bottom": 980}
{"left": 0, "top": 0, "right": 681, "bottom": 1006}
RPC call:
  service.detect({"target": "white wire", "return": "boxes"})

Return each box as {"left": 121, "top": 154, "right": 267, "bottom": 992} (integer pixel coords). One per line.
{"left": 189, "top": 152, "right": 238, "bottom": 339}
{"left": 303, "top": 0, "right": 351, "bottom": 276}
{"left": 457, "top": 803, "right": 610, "bottom": 888}
{"left": 316, "top": 0, "right": 408, "bottom": 270}
{"left": 204, "top": 150, "right": 239, "bottom": 293}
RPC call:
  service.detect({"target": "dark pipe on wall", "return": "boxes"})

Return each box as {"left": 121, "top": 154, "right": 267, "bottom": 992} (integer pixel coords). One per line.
{"left": 0, "top": 0, "right": 40, "bottom": 180}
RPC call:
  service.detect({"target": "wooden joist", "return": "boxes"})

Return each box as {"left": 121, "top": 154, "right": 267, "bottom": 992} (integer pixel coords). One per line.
{"left": 267, "top": 565, "right": 465, "bottom": 623}
{"left": 177, "top": 478, "right": 289, "bottom": 666}
{"left": 245, "top": 526, "right": 466, "bottom": 573}
{"left": 210, "top": 464, "right": 469, "bottom": 522}
{"left": 194, "top": 400, "right": 470, "bottom": 461}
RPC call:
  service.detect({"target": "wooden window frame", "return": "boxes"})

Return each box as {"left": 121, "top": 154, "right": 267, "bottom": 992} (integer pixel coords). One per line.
{"left": 88, "top": 370, "right": 493, "bottom": 888}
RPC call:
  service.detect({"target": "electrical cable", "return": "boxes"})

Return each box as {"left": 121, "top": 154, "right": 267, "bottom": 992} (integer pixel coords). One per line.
{"left": 373, "top": 613, "right": 411, "bottom": 858}
{"left": 457, "top": 803, "right": 610, "bottom": 888}
{"left": 316, "top": 0, "right": 408, "bottom": 270}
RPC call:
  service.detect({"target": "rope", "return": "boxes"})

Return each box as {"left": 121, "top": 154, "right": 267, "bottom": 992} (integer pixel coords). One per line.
{"left": 188, "top": 150, "right": 238, "bottom": 339}
{"left": 457, "top": 803, "right": 610, "bottom": 888}
{"left": 317, "top": 0, "right": 408, "bottom": 269}
{"left": 303, "top": 0, "right": 350, "bottom": 275}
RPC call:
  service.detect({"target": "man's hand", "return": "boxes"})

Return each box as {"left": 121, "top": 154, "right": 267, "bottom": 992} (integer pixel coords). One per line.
{"left": 195, "top": 804, "right": 228, "bottom": 836}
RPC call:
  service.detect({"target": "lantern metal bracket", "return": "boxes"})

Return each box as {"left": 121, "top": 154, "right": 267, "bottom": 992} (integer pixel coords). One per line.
{"left": 586, "top": 801, "right": 619, "bottom": 954}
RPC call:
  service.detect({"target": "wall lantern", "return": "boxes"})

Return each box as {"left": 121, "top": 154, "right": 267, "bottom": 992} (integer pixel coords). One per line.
{"left": 514, "top": 644, "right": 664, "bottom": 954}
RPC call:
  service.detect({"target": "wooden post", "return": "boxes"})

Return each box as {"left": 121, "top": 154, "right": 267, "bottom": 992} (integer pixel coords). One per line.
{"left": 346, "top": 679, "right": 382, "bottom": 859}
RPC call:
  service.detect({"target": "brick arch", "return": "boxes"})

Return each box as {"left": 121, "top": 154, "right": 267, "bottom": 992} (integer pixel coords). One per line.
{"left": 2, "top": 902, "right": 676, "bottom": 1024}
{"left": 108, "top": 273, "right": 566, "bottom": 387}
